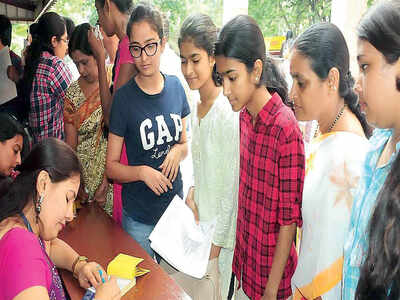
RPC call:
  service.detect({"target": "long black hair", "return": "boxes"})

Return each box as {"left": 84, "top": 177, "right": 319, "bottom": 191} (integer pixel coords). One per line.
{"left": 355, "top": 2, "right": 400, "bottom": 298}
{"left": 22, "top": 12, "right": 66, "bottom": 97}
{"left": 68, "top": 23, "right": 93, "bottom": 57}
{"left": 214, "top": 15, "right": 290, "bottom": 107}
{"left": 63, "top": 16, "right": 75, "bottom": 39}
{"left": 356, "top": 155, "right": 400, "bottom": 299}
{"left": 179, "top": 13, "right": 219, "bottom": 86}
{"left": 293, "top": 22, "right": 371, "bottom": 137}
{"left": 0, "top": 138, "right": 81, "bottom": 222}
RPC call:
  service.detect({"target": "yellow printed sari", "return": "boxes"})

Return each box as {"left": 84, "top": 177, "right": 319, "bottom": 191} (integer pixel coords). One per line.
{"left": 64, "top": 80, "right": 113, "bottom": 216}
{"left": 292, "top": 132, "right": 369, "bottom": 300}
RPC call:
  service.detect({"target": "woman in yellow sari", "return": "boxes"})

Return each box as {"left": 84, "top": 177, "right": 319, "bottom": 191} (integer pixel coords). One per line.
{"left": 289, "top": 23, "right": 371, "bottom": 300}
{"left": 64, "top": 23, "right": 113, "bottom": 215}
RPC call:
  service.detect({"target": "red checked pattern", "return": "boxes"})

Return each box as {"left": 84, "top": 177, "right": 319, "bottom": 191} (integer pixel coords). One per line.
{"left": 233, "top": 93, "right": 305, "bottom": 300}
{"left": 29, "top": 51, "right": 72, "bottom": 143}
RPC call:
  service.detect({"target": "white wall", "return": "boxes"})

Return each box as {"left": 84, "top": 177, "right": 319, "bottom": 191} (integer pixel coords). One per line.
{"left": 223, "top": 0, "right": 248, "bottom": 25}
{"left": 331, "top": 0, "right": 368, "bottom": 77}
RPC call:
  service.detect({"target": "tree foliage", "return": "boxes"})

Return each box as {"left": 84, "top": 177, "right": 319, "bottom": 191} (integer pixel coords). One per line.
{"left": 249, "top": 0, "right": 332, "bottom": 38}
{"left": 51, "top": 0, "right": 97, "bottom": 25}
{"left": 151, "top": 0, "right": 223, "bottom": 51}
{"left": 10, "top": 24, "right": 28, "bottom": 55}
{"left": 16, "top": 0, "right": 376, "bottom": 57}
{"left": 50, "top": 0, "right": 223, "bottom": 52}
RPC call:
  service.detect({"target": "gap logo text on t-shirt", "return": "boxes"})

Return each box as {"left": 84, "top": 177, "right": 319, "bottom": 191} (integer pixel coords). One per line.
{"left": 140, "top": 113, "right": 183, "bottom": 152}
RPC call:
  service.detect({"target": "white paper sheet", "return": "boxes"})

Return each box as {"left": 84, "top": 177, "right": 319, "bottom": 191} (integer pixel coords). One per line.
{"left": 86, "top": 277, "right": 135, "bottom": 296}
{"left": 149, "top": 195, "right": 216, "bottom": 279}
{"left": 0, "top": 47, "right": 17, "bottom": 105}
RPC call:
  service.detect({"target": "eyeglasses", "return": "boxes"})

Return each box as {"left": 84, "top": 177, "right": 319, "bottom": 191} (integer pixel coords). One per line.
{"left": 129, "top": 40, "right": 161, "bottom": 58}
{"left": 60, "top": 38, "right": 69, "bottom": 44}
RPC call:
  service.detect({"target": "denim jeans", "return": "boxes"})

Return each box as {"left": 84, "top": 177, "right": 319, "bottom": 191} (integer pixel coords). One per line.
{"left": 122, "top": 209, "right": 155, "bottom": 258}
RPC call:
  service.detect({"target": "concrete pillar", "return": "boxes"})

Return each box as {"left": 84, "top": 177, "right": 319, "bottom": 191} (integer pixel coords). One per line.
{"left": 331, "top": 0, "right": 368, "bottom": 77}
{"left": 223, "top": 0, "right": 248, "bottom": 25}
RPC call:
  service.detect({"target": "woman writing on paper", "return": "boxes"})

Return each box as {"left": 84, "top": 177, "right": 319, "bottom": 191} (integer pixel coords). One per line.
{"left": 0, "top": 138, "right": 120, "bottom": 300}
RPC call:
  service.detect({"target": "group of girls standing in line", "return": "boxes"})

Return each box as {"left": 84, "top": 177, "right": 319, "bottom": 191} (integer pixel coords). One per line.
{"left": 1, "top": 0, "right": 400, "bottom": 300}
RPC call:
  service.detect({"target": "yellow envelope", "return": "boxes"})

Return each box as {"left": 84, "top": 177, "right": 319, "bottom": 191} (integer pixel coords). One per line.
{"left": 107, "top": 253, "right": 150, "bottom": 280}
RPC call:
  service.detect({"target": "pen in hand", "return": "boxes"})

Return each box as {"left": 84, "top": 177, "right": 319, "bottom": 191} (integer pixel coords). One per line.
{"left": 98, "top": 268, "right": 106, "bottom": 284}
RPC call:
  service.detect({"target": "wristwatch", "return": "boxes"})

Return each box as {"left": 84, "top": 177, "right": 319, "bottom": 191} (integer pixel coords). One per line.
{"left": 72, "top": 255, "right": 88, "bottom": 278}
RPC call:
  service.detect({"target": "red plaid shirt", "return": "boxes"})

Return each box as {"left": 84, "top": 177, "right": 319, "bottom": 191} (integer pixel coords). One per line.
{"left": 233, "top": 93, "right": 305, "bottom": 300}
{"left": 29, "top": 51, "right": 72, "bottom": 143}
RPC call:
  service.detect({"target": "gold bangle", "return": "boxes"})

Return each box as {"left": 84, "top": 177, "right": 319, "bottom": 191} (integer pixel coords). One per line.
{"left": 72, "top": 255, "right": 88, "bottom": 278}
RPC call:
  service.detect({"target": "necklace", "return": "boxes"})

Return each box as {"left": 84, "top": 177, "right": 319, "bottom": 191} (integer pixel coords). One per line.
{"left": 314, "top": 123, "right": 320, "bottom": 138}
{"left": 19, "top": 212, "right": 33, "bottom": 232}
{"left": 327, "top": 103, "right": 347, "bottom": 133}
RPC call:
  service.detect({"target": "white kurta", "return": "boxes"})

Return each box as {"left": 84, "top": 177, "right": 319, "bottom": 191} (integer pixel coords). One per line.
{"left": 191, "top": 91, "right": 240, "bottom": 299}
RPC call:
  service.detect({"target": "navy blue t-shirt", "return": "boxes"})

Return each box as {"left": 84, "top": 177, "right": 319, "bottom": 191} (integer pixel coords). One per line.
{"left": 110, "top": 74, "right": 190, "bottom": 225}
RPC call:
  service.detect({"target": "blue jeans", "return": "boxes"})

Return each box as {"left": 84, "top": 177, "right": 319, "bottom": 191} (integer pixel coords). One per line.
{"left": 122, "top": 209, "right": 155, "bottom": 258}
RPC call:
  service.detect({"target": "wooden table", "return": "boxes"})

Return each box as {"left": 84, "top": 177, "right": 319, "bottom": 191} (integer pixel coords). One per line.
{"left": 58, "top": 204, "right": 190, "bottom": 300}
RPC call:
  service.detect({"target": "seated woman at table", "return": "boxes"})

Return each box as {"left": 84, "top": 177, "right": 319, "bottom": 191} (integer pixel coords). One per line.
{"left": 0, "top": 138, "right": 120, "bottom": 300}
{"left": 64, "top": 23, "right": 113, "bottom": 215}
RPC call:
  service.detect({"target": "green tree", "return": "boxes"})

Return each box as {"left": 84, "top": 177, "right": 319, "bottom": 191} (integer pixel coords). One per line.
{"left": 52, "top": 0, "right": 224, "bottom": 52}
{"left": 11, "top": 24, "right": 28, "bottom": 56}
{"left": 51, "top": 0, "right": 97, "bottom": 25}
{"left": 10, "top": 0, "right": 96, "bottom": 55}
{"left": 249, "top": 0, "right": 331, "bottom": 38}
{"left": 151, "top": 0, "right": 223, "bottom": 52}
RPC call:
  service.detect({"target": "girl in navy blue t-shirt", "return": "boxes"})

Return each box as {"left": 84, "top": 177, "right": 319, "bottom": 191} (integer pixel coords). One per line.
{"left": 107, "top": 3, "right": 190, "bottom": 258}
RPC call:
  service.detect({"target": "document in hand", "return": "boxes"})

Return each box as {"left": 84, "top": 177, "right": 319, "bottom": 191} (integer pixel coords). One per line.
{"left": 149, "top": 195, "right": 216, "bottom": 279}
{"left": 0, "top": 47, "right": 17, "bottom": 105}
